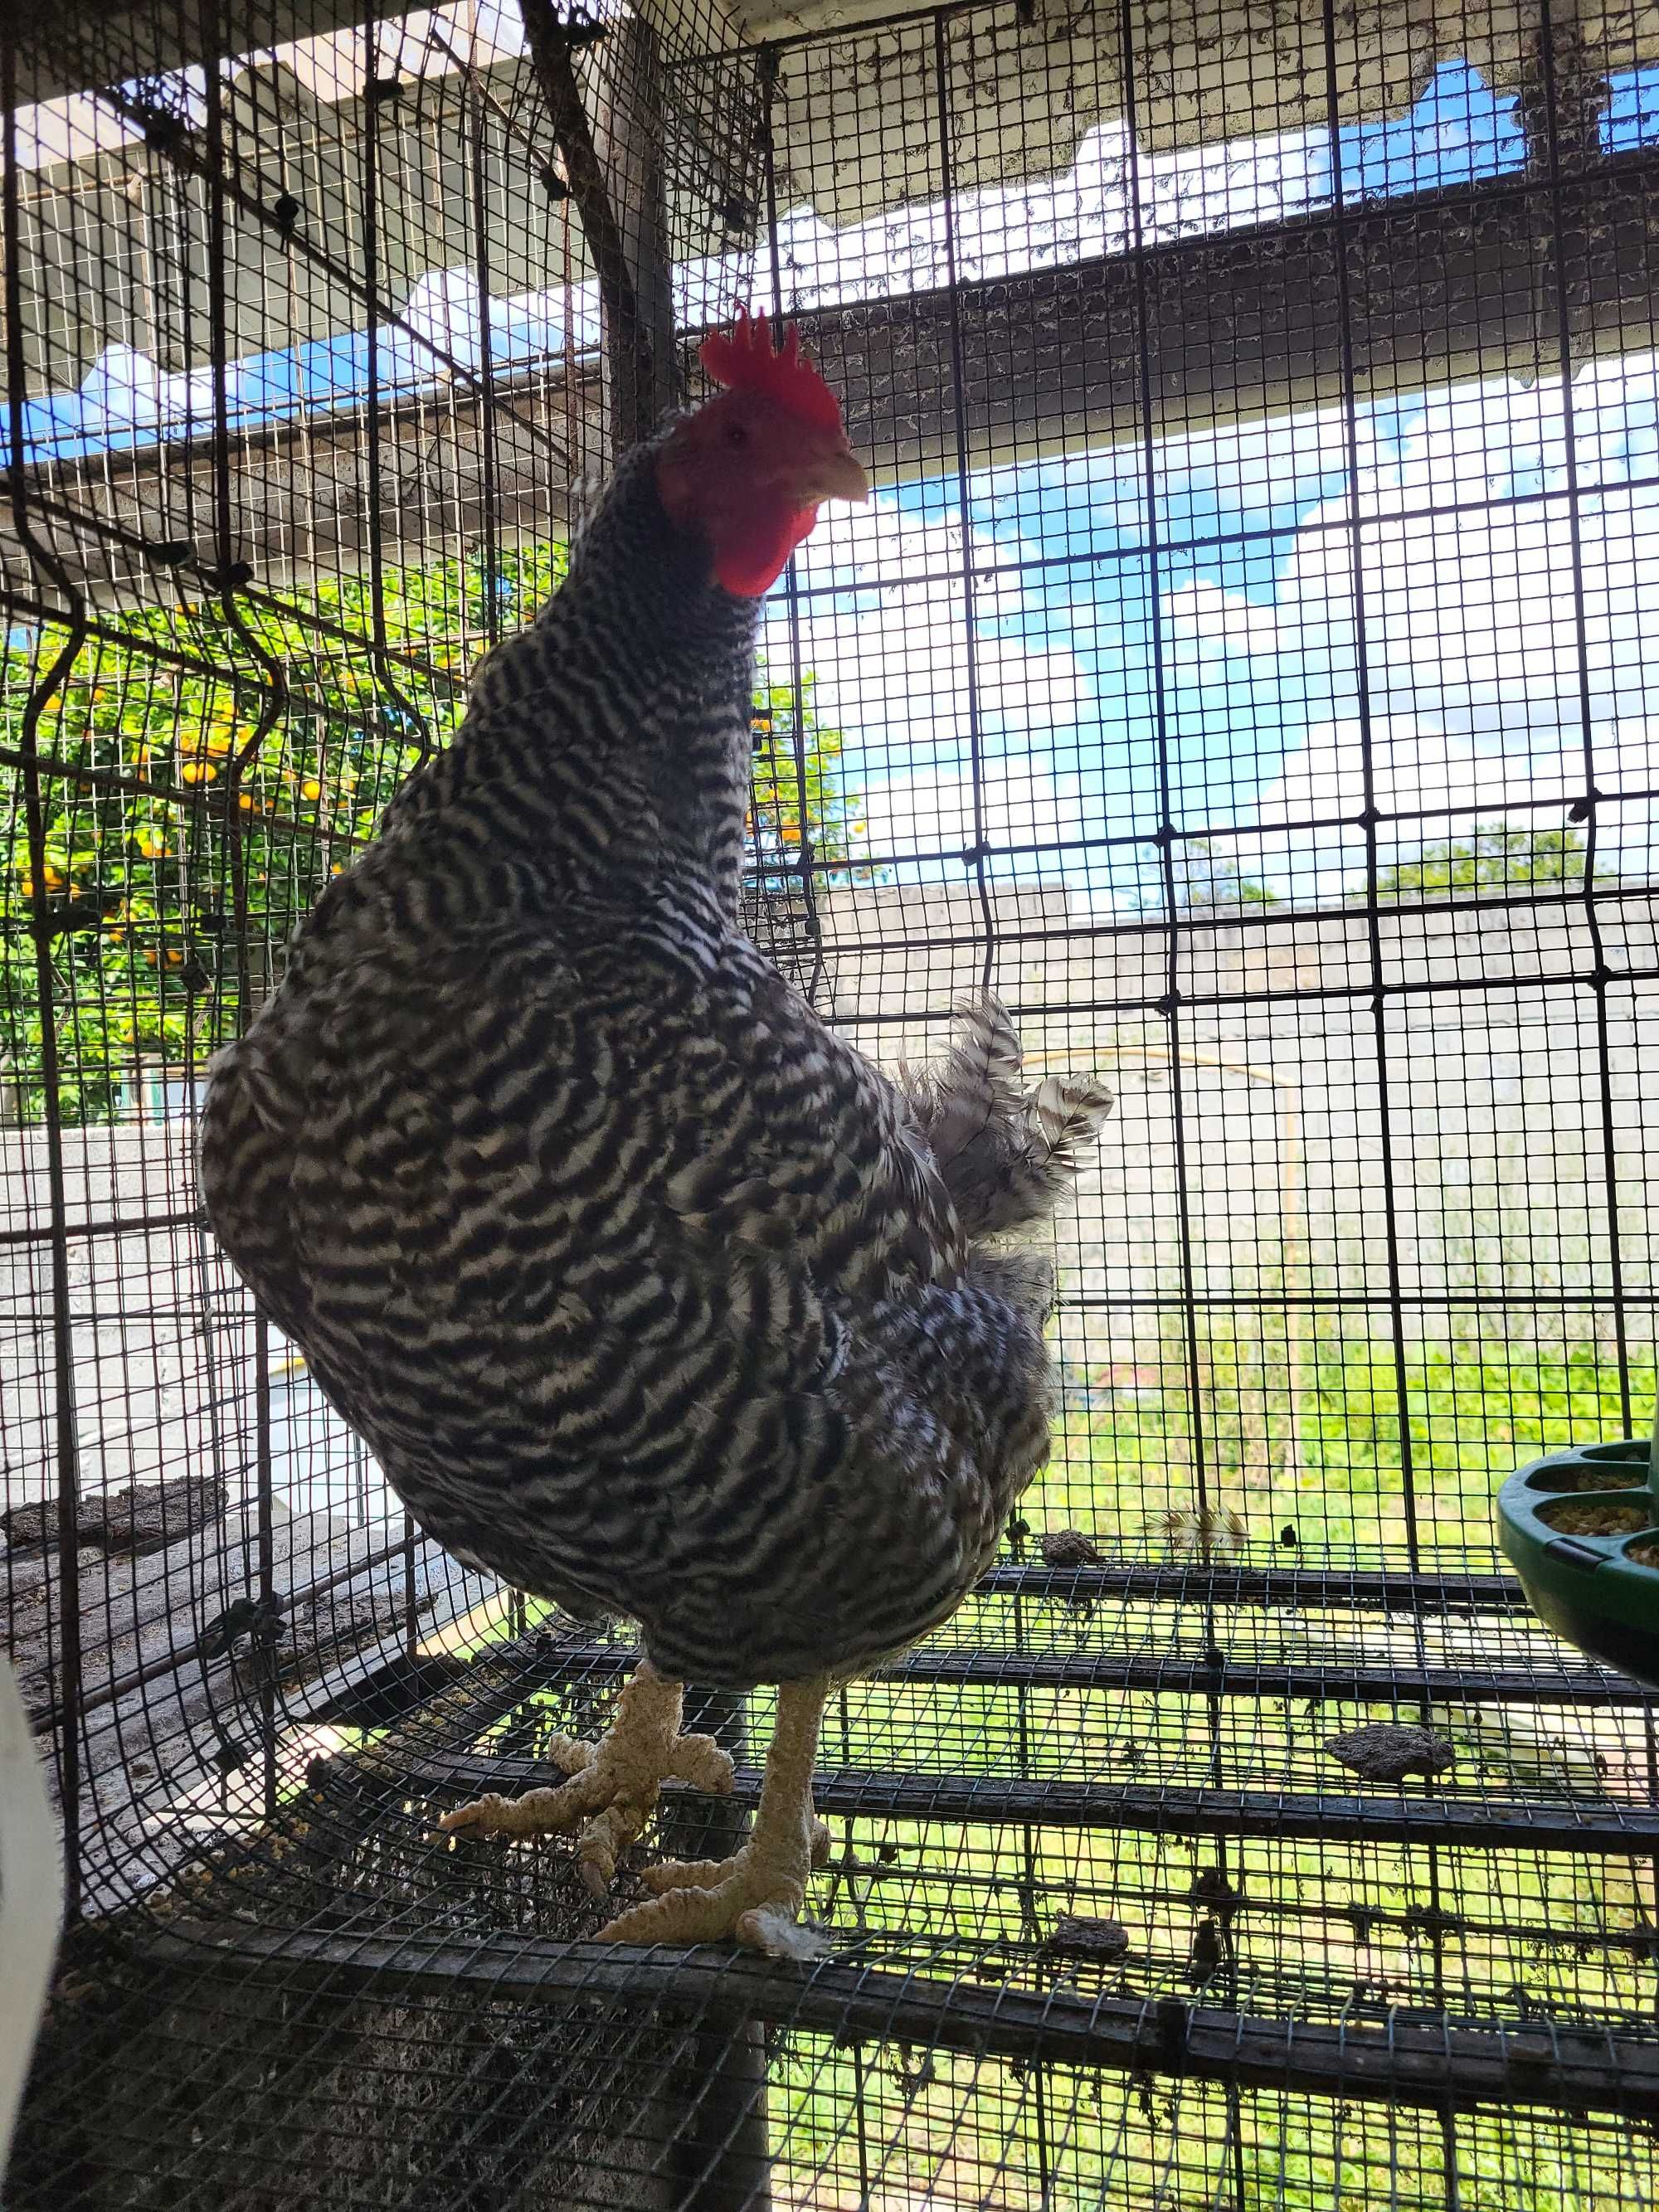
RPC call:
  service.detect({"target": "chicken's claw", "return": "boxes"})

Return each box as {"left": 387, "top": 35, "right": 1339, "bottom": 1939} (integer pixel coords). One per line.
{"left": 597, "top": 1692, "right": 834, "bottom": 1959}
{"left": 436, "top": 1664, "right": 734, "bottom": 1893}
{"left": 598, "top": 1836, "right": 830, "bottom": 1960}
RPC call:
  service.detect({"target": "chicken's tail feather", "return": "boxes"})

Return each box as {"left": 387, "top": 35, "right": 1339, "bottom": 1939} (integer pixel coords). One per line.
{"left": 898, "top": 995, "right": 1024, "bottom": 1176}
{"left": 902, "top": 994, "right": 1115, "bottom": 1239}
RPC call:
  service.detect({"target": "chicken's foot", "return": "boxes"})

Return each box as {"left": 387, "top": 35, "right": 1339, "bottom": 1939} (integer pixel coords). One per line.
{"left": 437, "top": 1661, "right": 732, "bottom": 1894}
{"left": 596, "top": 1674, "right": 833, "bottom": 1959}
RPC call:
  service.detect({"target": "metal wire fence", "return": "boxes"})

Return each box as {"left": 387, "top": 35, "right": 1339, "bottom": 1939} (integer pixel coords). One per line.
{"left": 5, "top": 0, "right": 1659, "bottom": 2205}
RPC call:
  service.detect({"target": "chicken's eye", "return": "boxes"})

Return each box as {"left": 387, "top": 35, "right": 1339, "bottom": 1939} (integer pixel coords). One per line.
{"left": 723, "top": 421, "right": 749, "bottom": 449}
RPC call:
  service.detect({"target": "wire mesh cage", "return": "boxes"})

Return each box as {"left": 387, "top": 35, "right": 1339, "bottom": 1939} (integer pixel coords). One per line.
{"left": 4, "top": 0, "right": 1659, "bottom": 2205}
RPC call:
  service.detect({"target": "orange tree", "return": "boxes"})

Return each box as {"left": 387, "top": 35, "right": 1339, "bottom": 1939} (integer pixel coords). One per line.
{"left": 2, "top": 552, "right": 854, "bottom": 1121}
{"left": 747, "top": 669, "right": 859, "bottom": 890}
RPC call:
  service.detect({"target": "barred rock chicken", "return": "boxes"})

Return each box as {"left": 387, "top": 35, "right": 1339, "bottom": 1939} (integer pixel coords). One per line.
{"left": 198, "top": 314, "right": 1113, "bottom": 1957}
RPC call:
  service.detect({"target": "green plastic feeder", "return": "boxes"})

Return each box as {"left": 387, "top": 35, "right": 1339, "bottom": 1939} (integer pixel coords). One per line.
{"left": 1497, "top": 1427, "right": 1659, "bottom": 1689}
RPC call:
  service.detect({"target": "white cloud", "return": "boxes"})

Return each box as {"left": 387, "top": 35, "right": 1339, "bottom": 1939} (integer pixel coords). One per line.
{"left": 795, "top": 511, "right": 1104, "bottom": 883}
{"left": 1253, "top": 713, "right": 1659, "bottom": 895}
{"left": 854, "top": 761, "right": 1096, "bottom": 880}
{"left": 1162, "top": 578, "right": 1287, "bottom": 671}
{"left": 942, "top": 123, "right": 1329, "bottom": 289}
{"left": 1278, "top": 478, "right": 1659, "bottom": 734}
{"left": 751, "top": 121, "right": 1331, "bottom": 316}
{"left": 1157, "top": 352, "right": 1659, "bottom": 890}
{"left": 1283, "top": 719, "right": 1615, "bottom": 838}
{"left": 770, "top": 499, "right": 1089, "bottom": 775}
{"left": 1282, "top": 365, "right": 1659, "bottom": 734}
{"left": 77, "top": 344, "right": 230, "bottom": 435}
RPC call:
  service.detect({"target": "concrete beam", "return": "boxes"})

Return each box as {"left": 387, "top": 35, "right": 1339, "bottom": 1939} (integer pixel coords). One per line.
{"left": 13, "top": 0, "right": 744, "bottom": 109}
{"left": 0, "top": 367, "right": 602, "bottom": 614}
{"left": 16, "top": 0, "right": 389, "bottom": 106}
{"left": 28, "top": 0, "right": 1659, "bottom": 173}
{"left": 807, "top": 146, "right": 1659, "bottom": 478}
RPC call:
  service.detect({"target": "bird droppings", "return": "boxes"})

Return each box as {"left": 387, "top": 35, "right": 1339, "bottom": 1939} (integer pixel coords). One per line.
{"left": 1539, "top": 1499, "right": 1650, "bottom": 1535}
{"left": 1046, "top": 1913, "right": 1131, "bottom": 1960}
{"left": 1189, "top": 1869, "right": 1241, "bottom": 1913}
{"left": 1039, "top": 1527, "right": 1104, "bottom": 1568}
{"left": 1323, "top": 1724, "right": 1456, "bottom": 1782}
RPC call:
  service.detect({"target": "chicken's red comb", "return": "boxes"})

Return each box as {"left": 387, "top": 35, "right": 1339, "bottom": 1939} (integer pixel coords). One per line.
{"left": 699, "top": 310, "right": 844, "bottom": 433}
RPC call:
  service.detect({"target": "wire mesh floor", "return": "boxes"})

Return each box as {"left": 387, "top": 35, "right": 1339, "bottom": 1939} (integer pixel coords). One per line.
{"left": 13, "top": 1583, "right": 1659, "bottom": 2208}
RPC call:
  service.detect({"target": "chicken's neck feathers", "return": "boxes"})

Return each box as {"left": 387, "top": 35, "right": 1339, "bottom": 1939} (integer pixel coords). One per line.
{"left": 385, "top": 436, "right": 761, "bottom": 920}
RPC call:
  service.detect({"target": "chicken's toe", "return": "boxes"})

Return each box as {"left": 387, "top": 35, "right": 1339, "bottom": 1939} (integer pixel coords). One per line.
{"left": 437, "top": 1777, "right": 592, "bottom": 1841}
{"left": 635, "top": 1852, "right": 733, "bottom": 1895}
{"left": 436, "top": 1763, "right": 645, "bottom": 1886}
{"left": 632, "top": 1813, "right": 828, "bottom": 1896}
{"left": 598, "top": 1839, "right": 829, "bottom": 1958}
{"left": 435, "top": 1663, "right": 732, "bottom": 1893}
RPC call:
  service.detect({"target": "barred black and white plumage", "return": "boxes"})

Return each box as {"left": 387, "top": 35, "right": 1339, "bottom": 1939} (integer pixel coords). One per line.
{"left": 197, "top": 322, "right": 1114, "bottom": 1952}
{"left": 901, "top": 997, "right": 1115, "bottom": 1242}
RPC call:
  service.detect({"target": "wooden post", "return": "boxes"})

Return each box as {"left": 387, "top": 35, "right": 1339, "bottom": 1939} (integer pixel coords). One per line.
{"left": 589, "top": 15, "right": 681, "bottom": 455}
{"left": 518, "top": 0, "right": 683, "bottom": 459}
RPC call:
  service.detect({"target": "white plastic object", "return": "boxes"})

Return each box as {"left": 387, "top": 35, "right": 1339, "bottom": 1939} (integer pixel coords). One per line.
{"left": 0, "top": 1655, "right": 61, "bottom": 2185}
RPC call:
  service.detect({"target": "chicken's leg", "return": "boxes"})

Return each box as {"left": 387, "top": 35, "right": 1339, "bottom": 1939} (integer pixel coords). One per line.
{"left": 596, "top": 1674, "right": 832, "bottom": 1959}
{"left": 437, "top": 1661, "right": 733, "bottom": 1894}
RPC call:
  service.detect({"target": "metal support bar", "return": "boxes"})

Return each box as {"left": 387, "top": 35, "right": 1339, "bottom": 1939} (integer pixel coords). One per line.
{"left": 408, "top": 1755, "right": 1659, "bottom": 1856}
{"left": 140, "top": 1920, "right": 1659, "bottom": 2118}
{"left": 485, "top": 1637, "right": 1657, "bottom": 1708}
{"left": 975, "top": 1563, "right": 1529, "bottom": 1611}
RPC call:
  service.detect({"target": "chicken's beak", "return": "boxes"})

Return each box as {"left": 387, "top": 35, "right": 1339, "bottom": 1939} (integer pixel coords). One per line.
{"left": 795, "top": 442, "right": 871, "bottom": 504}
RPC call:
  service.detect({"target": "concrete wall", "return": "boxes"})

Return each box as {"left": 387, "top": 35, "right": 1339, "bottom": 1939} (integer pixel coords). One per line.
{"left": 815, "top": 881, "right": 1658, "bottom": 1331}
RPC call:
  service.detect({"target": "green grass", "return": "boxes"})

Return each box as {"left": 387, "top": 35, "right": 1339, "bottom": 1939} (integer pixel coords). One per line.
{"left": 770, "top": 2036, "right": 1642, "bottom": 2209}
{"left": 1044, "top": 1327, "right": 1657, "bottom": 1559}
